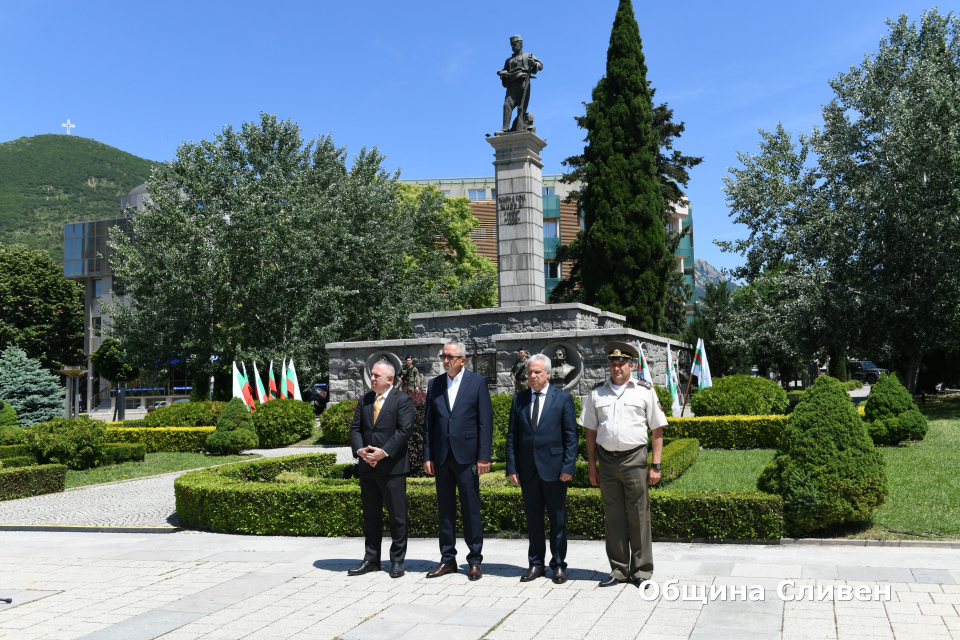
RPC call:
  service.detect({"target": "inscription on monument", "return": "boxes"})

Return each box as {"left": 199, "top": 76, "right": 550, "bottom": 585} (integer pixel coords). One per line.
{"left": 498, "top": 194, "right": 524, "bottom": 225}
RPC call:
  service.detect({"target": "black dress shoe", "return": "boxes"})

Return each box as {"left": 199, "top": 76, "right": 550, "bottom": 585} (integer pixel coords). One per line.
{"left": 426, "top": 562, "right": 458, "bottom": 578}
{"left": 389, "top": 562, "right": 405, "bottom": 578}
{"left": 631, "top": 577, "right": 648, "bottom": 588}
{"left": 519, "top": 566, "right": 546, "bottom": 582}
{"left": 598, "top": 576, "right": 624, "bottom": 587}
{"left": 347, "top": 560, "right": 380, "bottom": 576}
{"left": 468, "top": 563, "right": 482, "bottom": 581}
{"left": 552, "top": 567, "right": 568, "bottom": 584}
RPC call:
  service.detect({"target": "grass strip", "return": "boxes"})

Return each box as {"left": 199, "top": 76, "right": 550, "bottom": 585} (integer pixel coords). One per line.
{"left": 65, "top": 452, "right": 260, "bottom": 489}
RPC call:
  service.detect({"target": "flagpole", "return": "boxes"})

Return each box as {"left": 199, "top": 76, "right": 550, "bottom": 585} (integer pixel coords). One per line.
{"left": 680, "top": 366, "right": 694, "bottom": 417}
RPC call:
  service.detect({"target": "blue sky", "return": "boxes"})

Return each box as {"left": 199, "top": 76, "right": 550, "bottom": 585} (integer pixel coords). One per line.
{"left": 0, "top": 0, "right": 951, "bottom": 274}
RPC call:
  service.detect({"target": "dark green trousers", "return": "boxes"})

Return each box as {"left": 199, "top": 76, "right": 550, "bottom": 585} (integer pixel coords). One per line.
{"left": 596, "top": 445, "right": 654, "bottom": 581}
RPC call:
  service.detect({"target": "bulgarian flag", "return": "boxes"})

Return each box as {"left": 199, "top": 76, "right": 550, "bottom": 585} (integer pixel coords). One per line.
{"left": 280, "top": 359, "right": 288, "bottom": 399}
{"left": 665, "top": 340, "right": 683, "bottom": 415}
{"left": 286, "top": 360, "right": 302, "bottom": 401}
{"left": 637, "top": 343, "right": 654, "bottom": 384}
{"left": 240, "top": 363, "right": 256, "bottom": 411}
{"left": 268, "top": 360, "right": 279, "bottom": 400}
{"left": 690, "top": 338, "right": 713, "bottom": 391}
{"left": 232, "top": 362, "right": 255, "bottom": 412}
{"left": 253, "top": 361, "right": 268, "bottom": 403}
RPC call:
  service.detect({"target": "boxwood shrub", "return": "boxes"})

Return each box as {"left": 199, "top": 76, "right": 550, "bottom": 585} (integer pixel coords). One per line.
{"left": 758, "top": 376, "right": 887, "bottom": 533}
{"left": 175, "top": 452, "right": 782, "bottom": 540}
{"left": 691, "top": 375, "right": 789, "bottom": 416}
{"left": 0, "top": 444, "right": 31, "bottom": 459}
{"left": 862, "top": 373, "right": 928, "bottom": 445}
{"left": 106, "top": 427, "right": 215, "bottom": 452}
{"left": 24, "top": 417, "right": 107, "bottom": 470}
{"left": 319, "top": 400, "right": 356, "bottom": 444}
{"left": 0, "top": 464, "right": 67, "bottom": 501}
{"left": 253, "top": 399, "right": 314, "bottom": 448}
{"left": 206, "top": 398, "right": 258, "bottom": 455}
{"left": 0, "top": 400, "right": 17, "bottom": 428}
{"left": 103, "top": 443, "right": 147, "bottom": 465}
{"left": 0, "top": 456, "right": 37, "bottom": 469}
{"left": 665, "top": 415, "right": 788, "bottom": 449}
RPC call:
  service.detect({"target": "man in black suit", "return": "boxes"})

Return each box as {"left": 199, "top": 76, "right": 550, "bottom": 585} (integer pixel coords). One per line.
{"left": 506, "top": 353, "right": 578, "bottom": 584}
{"left": 423, "top": 339, "right": 494, "bottom": 581}
{"left": 348, "top": 361, "right": 415, "bottom": 579}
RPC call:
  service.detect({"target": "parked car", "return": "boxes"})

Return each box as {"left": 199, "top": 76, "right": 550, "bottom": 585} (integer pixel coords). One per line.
{"left": 848, "top": 360, "right": 889, "bottom": 385}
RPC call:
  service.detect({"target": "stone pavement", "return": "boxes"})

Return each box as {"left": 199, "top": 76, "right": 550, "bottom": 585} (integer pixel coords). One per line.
{"left": 0, "top": 531, "right": 958, "bottom": 640}
{"left": 0, "top": 447, "right": 352, "bottom": 529}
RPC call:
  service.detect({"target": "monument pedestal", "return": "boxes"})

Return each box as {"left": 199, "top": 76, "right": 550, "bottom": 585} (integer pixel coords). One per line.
{"left": 487, "top": 132, "right": 547, "bottom": 307}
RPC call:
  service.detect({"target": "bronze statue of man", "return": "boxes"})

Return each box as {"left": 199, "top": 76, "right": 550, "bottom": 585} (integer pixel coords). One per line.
{"left": 497, "top": 35, "right": 543, "bottom": 135}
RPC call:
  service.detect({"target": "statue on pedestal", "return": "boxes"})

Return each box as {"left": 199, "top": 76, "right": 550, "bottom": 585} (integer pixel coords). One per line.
{"left": 496, "top": 35, "right": 543, "bottom": 135}
{"left": 549, "top": 347, "right": 575, "bottom": 388}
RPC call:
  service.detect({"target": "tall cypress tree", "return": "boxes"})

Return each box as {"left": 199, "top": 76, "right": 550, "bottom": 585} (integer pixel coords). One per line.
{"left": 572, "top": 0, "right": 672, "bottom": 331}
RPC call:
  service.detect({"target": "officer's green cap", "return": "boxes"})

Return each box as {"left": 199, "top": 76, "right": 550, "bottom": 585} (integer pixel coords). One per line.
{"left": 604, "top": 341, "right": 638, "bottom": 360}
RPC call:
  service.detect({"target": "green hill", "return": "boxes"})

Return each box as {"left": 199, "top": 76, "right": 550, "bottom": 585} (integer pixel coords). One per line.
{"left": 0, "top": 135, "right": 158, "bottom": 258}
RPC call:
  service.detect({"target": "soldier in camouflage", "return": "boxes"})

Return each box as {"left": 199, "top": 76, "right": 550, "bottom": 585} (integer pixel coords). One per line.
{"left": 398, "top": 356, "right": 422, "bottom": 393}
{"left": 511, "top": 348, "right": 530, "bottom": 395}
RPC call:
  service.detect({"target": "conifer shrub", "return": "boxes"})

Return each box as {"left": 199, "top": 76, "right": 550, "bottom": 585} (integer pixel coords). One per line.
{"left": 145, "top": 401, "right": 216, "bottom": 428}
{"left": 757, "top": 376, "right": 887, "bottom": 533}
{"left": 205, "top": 398, "right": 258, "bottom": 455}
{"left": 253, "top": 399, "right": 314, "bottom": 448}
{"left": 0, "top": 346, "right": 64, "bottom": 426}
{"left": 691, "top": 374, "right": 789, "bottom": 416}
{"left": 24, "top": 417, "right": 107, "bottom": 470}
{"left": 655, "top": 386, "right": 674, "bottom": 417}
{"left": 318, "top": 400, "right": 356, "bottom": 444}
{"left": 862, "top": 373, "right": 927, "bottom": 445}
{"left": 0, "top": 400, "right": 17, "bottom": 428}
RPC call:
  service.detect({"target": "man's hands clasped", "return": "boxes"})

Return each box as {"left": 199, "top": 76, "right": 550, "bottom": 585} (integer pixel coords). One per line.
{"left": 359, "top": 445, "right": 386, "bottom": 467}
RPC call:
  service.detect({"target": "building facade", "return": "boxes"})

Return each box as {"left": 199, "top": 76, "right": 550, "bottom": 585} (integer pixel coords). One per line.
{"left": 401, "top": 175, "right": 695, "bottom": 316}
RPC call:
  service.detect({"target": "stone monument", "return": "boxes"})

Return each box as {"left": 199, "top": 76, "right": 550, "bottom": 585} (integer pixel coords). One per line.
{"left": 325, "top": 37, "right": 692, "bottom": 403}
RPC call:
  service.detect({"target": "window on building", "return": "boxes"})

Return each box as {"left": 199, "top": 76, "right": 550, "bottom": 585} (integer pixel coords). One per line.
{"left": 491, "top": 189, "right": 497, "bottom": 199}
{"left": 544, "top": 262, "right": 559, "bottom": 279}
{"left": 468, "top": 189, "right": 486, "bottom": 200}
{"left": 579, "top": 214, "right": 586, "bottom": 232}
{"left": 94, "top": 279, "right": 103, "bottom": 298}
{"left": 543, "top": 221, "right": 558, "bottom": 238}
{"left": 543, "top": 187, "right": 555, "bottom": 196}
{"left": 92, "top": 317, "right": 102, "bottom": 336}
{"left": 441, "top": 190, "right": 451, "bottom": 196}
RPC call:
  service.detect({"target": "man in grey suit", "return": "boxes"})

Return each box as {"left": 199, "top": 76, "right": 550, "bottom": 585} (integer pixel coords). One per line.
{"left": 505, "top": 354, "right": 579, "bottom": 584}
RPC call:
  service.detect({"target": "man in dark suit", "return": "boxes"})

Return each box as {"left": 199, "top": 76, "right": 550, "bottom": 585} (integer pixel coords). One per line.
{"left": 506, "top": 353, "right": 578, "bottom": 584}
{"left": 348, "top": 361, "right": 415, "bottom": 579}
{"left": 423, "top": 339, "right": 494, "bottom": 581}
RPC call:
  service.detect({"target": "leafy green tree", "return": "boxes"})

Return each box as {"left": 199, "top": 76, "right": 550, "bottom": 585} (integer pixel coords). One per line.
{"left": 0, "top": 244, "right": 83, "bottom": 371}
{"left": 0, "top": 346, "right": 64, "bottom": 426}
{"left": 549, "top": 0, "right": 673, "bottom": 331}
{"left": 720, "top": 10, "right": 960, "bottom": 392}
{"left": 107, "top": 114, "right": 494, "bottom": 389}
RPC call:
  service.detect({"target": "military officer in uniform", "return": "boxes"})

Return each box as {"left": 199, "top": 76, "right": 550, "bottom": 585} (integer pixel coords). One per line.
{"left": 511, "top": 348, "right": 530, "bottom": 395}
{"left": 398, "top": 356, "right": 422, "bottom": 394}
{"left": 581, "top": 341, "right": 667, "bottom": 588}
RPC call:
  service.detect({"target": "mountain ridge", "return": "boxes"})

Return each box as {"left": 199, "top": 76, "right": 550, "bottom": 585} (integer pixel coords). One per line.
{"left": 694, "top": 258, "right": 737, "bottom": 302}
{"left": 0, "top": 134, "right": 158, "bottom": 258}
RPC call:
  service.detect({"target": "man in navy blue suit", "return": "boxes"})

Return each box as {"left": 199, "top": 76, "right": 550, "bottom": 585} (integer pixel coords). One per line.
{"left": 423, "top": 339, "right": 494, "bottom": 581}
{"left": 505, "top": 353, "right": 579, "bottom": 584}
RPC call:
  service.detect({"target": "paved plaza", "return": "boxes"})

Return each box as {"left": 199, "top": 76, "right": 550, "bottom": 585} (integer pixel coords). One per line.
{"left": 1, "top": 530, "right": 959, "bottom": 640}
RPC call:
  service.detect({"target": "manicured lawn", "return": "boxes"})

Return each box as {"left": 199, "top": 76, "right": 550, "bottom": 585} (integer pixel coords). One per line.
{"left": 661, "top": 449, "right": 774, "bottom": 492}
{"left": 65, "top": 452, "right": 261, "bottom": 489}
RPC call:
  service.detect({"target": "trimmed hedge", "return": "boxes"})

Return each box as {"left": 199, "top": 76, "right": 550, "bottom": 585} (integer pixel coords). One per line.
{"left": 145, "top": 402, "right": 217, "bottom": 428}
{"left": 175, "top": 453, "right": 783, "bottom": 540}
{"left": 665, "top": 415, "right": 788, "bottom": 449}
{"left": 0, "top": 456, "right": 36, "bottom": 469}
{"left": 0, "top": 444, "right": 31, "bottom": 459}
{"left": 690, "top": 374, "right": 789, "bottom": 416}
{"left": 569, "top": 438, "right": 699, "bottom": 488}
{"left": 103, "top": 443, "right": 147, "bottom": 465}
{"left": 253, "top": 399, "right": 314, "bottom": 448}
{"left": 319, "top": 400, "right": 356, "bottom": 444}
{"left": 25, "top": 417, "right": 107, "bottom": 470}
{"left": 0, "top": 464, "right": 67, "bottom": 501}
{"left": 106, "top": 427, "right": 215, "bottom": 452}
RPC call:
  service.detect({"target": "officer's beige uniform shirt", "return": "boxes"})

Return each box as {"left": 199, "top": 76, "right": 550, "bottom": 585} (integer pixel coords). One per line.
{"left": 580, "top": 378, "right": 668, "bottom": 451}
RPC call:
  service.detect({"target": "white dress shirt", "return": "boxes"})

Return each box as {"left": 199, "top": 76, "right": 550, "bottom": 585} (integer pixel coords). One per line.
{"left": 530, "top": 384, "right": 549, "bottom": 422}
{"left": 446, "top": 367, "right": 465, "bottom": 408}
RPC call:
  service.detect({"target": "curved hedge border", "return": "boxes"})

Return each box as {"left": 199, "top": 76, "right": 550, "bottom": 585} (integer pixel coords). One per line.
{"left": 665, "top": 416, "right": 789, "bottom": 449}
{"left": 106, "top": 427, "right": 215, "bottom": 452}
{"left": 175, "top": 453, "right": 782, "bottom": 540}
{"left": 0, "top": 464, "right": 67, "bottom": 501}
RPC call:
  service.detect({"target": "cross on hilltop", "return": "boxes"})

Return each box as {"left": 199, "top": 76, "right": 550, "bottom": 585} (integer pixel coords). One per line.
{"left": 62, "top": 119, "right": 75, "bottom": 135}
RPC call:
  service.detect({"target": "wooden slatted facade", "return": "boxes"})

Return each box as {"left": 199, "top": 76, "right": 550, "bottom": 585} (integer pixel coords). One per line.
{"left": 467, "top": 200, "right": 581, "bottom": 267}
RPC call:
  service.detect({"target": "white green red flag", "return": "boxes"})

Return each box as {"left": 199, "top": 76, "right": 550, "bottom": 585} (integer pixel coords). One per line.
{"left": 637, "top": 343, "right": 654, "bottom": 384}
{"left": 280, "top": 359, "right": 288, "bottom": 399}
{"left": 691, "top": 338, "right": 713, "bottom": 390}
{"left": 286, "top": 360, "right": 302, "bottom": 400}
{"left": 253, "top": 361, "right": 268, "bottom": 403}
{"left": 268, "top": 360, "right": 279, "bottom": 400}
{"left": 232, "top": 362, "right": 253, "bottom": 412}
{"left": 665, "top": 340, "right": 682, "bottom": 415}
{"left": 240, "top": 363, "right": 256, "bottom": 411}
